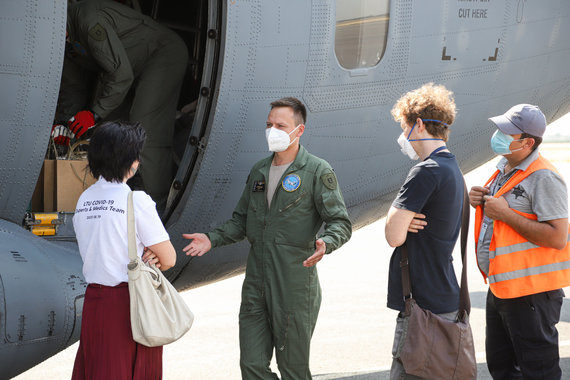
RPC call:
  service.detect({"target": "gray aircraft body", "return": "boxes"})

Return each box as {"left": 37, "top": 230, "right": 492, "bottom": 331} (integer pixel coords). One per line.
{"left": 2, "top": 0, "right": 570, "bottom": 377}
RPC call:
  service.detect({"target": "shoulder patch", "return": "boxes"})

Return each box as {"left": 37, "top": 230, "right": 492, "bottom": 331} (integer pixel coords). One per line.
{"left": 321, "top": 170, "right": 337, "bottom": 190}
{"left": 88, "top": 24, "right": 107, "bottom": 42}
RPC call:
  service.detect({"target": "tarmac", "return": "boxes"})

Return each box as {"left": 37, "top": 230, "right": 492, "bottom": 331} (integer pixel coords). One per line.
{"left": 13, "top": 143, "right": 570, "bottom": 379}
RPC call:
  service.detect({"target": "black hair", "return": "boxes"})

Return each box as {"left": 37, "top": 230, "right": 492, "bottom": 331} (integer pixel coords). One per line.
{"left": 270, "top": 97, "right": 307, "bottom": 125}
{"left": 521, "top": 132, "right": 542, "bottom": 152}
{"left": 87, "top": 121, "right": 146, "bottom": 183}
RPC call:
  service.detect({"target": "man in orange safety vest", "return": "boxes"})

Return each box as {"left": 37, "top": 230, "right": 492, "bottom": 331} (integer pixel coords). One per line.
{"left": 469, "top": 104, "right": 570, "bottom": 379}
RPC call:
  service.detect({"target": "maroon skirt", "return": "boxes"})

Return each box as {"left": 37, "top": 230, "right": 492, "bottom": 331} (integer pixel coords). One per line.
{"left": 72, "top": 283, "right": 163, "bottom": 380}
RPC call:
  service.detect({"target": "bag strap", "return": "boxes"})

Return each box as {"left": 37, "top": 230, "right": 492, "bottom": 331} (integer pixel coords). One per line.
{"left": 127, "top": 191, "right": 137, "bottom": 263}
{"left": 458, "top": 180, "right": 471, "bottom": 314}
{"left": 401, "top": 180, "right": 471, "bottom": 316}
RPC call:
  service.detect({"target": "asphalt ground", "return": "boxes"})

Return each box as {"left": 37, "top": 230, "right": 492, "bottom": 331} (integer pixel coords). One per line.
{"left": 14, "top": 143, "right": 570, "bottom": 379}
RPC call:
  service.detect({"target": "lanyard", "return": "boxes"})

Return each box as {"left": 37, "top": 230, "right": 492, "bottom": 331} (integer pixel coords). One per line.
{"left": 490, "top": 169, "right": 517, "bottom": 196}
{"left": 480, "top": 168, "right": 519, "bottom": 240}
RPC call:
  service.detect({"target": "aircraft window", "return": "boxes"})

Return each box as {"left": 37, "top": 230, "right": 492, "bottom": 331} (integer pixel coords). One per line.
{"left": 335, "top": 0, "right": 390, "bottom": 70}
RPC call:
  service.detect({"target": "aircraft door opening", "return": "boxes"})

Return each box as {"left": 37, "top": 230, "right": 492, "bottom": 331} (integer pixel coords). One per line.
{"left": 119, "top": 0, "right": 222, "bottom": 221}
{"left": 31, "top": 0, "right": 221, "bottom": 232}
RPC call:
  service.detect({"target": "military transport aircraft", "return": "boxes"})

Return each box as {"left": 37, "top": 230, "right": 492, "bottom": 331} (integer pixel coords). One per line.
{"left": 2, "top": 0, "right": 570, "bottom": 377}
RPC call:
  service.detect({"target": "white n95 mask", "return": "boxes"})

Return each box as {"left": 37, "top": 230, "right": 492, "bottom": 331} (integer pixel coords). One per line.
{"left": 265, "top": 125, "right": 300, "bottom": 152}
{"left": 397, "top": 133, "right": 419, "bottom": 160}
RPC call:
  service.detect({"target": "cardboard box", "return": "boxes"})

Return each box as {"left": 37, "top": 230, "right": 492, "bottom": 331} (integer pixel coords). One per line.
{"left": 36, "top": 159, "right": 96, "bottom": 212}
{"left": 55, "top": 159, "right": 96, "bottom": 211}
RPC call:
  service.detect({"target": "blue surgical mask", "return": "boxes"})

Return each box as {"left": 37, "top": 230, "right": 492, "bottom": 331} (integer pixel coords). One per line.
{"left": 490, "top": 130, "right": 523, "bottom": 155}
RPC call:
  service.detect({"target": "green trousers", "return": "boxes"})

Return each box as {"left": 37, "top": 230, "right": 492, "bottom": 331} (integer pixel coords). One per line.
{"left": 129, "top": 33, "right": 187, "bottom": 211}
{"left": 238, "top": 277, "right": 322, "bottom": 380}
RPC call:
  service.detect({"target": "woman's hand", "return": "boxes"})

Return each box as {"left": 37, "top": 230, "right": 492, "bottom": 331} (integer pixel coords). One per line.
{"left": 142, "top": 247, "right": 162, "bottom": 268}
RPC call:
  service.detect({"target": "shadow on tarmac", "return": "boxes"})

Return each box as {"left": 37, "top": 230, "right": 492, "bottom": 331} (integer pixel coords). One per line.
{"left": 314, "top": 363, "right": 490, "bottom": 380}
{"left": 315, "top": 358, "right": 570, "bottom": 379}
{"left": 314, "top": 365, "right": 485, "bottom": 380}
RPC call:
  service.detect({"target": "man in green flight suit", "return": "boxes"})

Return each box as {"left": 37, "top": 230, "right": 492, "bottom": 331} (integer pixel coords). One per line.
{"left": 59, "top": 0, "right": 187, "bottom": 211}
{"left": 183, "top": 97, "right": 352, "bottom": 380}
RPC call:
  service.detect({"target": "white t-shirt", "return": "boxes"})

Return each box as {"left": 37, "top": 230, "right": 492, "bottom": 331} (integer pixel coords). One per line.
{"left": 73, "top": 178, "right": 170, "bottom": 286}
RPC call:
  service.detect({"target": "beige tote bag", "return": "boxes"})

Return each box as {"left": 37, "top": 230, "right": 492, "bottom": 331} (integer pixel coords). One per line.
{"left": 127, "top": 191, "right": 194, "bottom": 347}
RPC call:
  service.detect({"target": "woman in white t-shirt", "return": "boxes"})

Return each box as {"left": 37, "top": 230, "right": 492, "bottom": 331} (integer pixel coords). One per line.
{"left": 71, "top": 121, "right": 176, "bottom": 380}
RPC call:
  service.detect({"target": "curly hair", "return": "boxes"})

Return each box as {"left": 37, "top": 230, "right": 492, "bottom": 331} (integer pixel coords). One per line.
{"left": 391, "top": 83, "right": 456, "bottom": 141}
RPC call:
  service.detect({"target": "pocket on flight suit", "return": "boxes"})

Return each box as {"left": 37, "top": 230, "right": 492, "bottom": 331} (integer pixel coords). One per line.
{"left": 246, "top": 203, "right": 260, "bottom": 245}
{"left": 278, "top": 191, "right": 307, "bottom": 214}
{"left": 273, "top": 238, "right": 318, "bottom": 311}
{"left": 320, "top": 190, "right": 342, "bottom": 218}
{"left": 273, "top": 239, "right": 313, "bottom": 278}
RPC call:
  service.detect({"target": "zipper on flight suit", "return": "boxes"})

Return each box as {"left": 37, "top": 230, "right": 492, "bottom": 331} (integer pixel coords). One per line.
{"left": 278, "top": 313, "right": 291, "bottom": 351}
{"left": 279, "top": 192, "right": 306, "bottom": 213}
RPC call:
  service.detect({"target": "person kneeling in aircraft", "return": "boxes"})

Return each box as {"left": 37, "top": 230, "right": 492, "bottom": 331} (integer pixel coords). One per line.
{"left": 182, "top": 97, "right": 352, "bottom": 380}
{"left": 55, "top": 0, "right": 188, "bottom": 212}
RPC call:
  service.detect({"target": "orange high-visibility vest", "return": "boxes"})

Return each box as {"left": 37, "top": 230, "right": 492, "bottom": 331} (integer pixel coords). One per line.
{"left": 474, "top": 154, "right": 570, "bottom": 299}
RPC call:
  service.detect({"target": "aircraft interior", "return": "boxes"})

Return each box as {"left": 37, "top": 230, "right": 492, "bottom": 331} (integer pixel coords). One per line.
{"left": 29, "top": 0, "right": 213, "bottom": 236}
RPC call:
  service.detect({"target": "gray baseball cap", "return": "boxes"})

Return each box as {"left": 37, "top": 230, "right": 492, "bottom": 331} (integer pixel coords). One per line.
{"left": 489, "top": 104, "right": 546, "bottom": 137}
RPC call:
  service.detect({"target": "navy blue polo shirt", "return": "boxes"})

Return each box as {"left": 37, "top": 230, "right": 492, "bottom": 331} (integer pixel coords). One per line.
{"left": 387, "top": 151, "right": 463, "bottom": 314}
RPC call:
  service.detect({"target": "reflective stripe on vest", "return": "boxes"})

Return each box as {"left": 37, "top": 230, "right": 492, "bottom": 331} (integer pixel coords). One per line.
{"left": 490, "top": 234, "right": 570, "bottom": 259}
{"left": 474, "top": 154, "right": 570, "bottom": 298}
{"left": 488, "top": 259, "right": 570, "bottom": 284}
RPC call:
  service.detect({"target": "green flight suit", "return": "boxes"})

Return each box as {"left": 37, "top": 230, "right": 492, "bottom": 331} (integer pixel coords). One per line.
{"left": 208, "top": 146, "right": 352, "bottom": 380}
{"left": 65, "top": 0, "right": 188, "bottom": 210}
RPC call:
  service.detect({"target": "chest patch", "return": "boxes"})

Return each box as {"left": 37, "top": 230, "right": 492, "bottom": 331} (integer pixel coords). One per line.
{"left": 282, "top": 174, "right": 301, "bottom": 192}
{"left": 252, "top": 180, "right": 266, "bottom": 192}
{"left": 511, "top": 185, "right": 526, "bottom": 199}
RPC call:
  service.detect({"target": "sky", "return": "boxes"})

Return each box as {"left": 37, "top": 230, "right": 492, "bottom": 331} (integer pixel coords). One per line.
{"left": 546, "top": 112, "right": 570, "bottom": 141}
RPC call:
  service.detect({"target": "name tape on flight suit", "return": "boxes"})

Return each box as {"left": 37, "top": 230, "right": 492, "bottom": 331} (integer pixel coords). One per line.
{"left": 253, "top": 180, "right": 266, "bottom": 192}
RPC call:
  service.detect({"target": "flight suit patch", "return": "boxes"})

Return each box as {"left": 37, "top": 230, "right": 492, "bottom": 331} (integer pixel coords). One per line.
{"left": 88, "top": 24, "right": 107, "bottom": 42}
{"left": 282, "top": 174, "right": 301, "bottom": 192}
{"left": 321, "top": 171, "right": 337, "bottom": 190}
{"left": 253, "top": 180, "right": 266, "bottom": 192}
